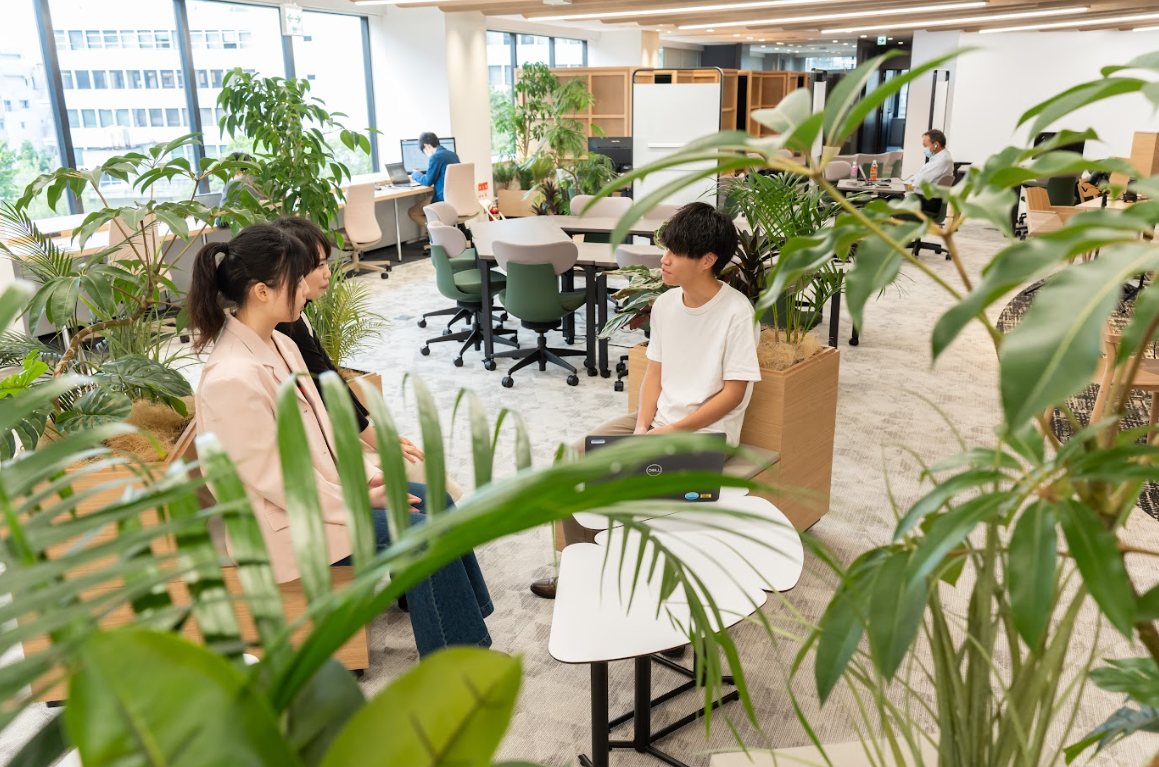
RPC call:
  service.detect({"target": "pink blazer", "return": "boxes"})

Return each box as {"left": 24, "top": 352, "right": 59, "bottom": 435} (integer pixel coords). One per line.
{"left": 195, "top": 315, "right": 378, "bottom": 583}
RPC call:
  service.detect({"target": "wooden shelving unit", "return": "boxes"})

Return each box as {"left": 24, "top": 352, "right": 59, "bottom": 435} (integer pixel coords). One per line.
{"left": 550, "top": 66, "right": 632, "bottom": 139}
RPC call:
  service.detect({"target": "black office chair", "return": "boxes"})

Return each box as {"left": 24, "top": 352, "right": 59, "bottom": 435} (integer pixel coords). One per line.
{"left": 911, "top": 173, "right": 956, "bottom": 260}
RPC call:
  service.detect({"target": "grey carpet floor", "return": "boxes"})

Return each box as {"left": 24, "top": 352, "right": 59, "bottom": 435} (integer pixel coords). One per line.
{"left": 4, "top": 220, "right": 1159, "bottom": 766}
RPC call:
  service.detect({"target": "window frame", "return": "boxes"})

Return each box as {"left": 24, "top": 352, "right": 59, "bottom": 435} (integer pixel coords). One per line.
{"left": 488, "top": 29, "right": 588, "bottom": 102}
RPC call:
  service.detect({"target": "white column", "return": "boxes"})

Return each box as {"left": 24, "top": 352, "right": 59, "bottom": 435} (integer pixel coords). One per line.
{"left": 445, "top": 11, "right": 494, "bottom": 197}
{"left": 902, "top": 30, "right": 959, "bottom": 178}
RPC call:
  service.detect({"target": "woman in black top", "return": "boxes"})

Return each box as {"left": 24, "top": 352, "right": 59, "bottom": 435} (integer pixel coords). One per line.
{"left": 270, "top": 217, "right": 462, "bottom": 498}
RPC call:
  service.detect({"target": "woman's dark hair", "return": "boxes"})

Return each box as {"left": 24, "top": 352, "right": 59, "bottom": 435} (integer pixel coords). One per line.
{"left": 418, "top": 132, "right": 440, "bottom": 150}
{"left": 658, "top": 202, "right": 738, "bottom": 276}
{"left": 187, "top": 224, "right": 314, "bottom": 352}
{"left": 271, "top": 216, "right": 332, "bottom": 265}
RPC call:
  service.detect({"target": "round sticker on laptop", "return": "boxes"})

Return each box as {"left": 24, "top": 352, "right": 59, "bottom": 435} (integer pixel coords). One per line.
{"left": 684, "top": 492, "right": 699, "bottom": 500}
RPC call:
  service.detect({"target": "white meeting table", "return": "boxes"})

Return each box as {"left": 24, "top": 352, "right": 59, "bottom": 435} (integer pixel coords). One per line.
{"left": 467, "top": 216, "right": 663, "bottom": 377}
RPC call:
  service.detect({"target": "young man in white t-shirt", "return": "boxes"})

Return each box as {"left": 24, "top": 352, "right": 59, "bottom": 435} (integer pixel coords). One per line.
{"left": 530, "top": 202, "right": 761, "bottom": 599}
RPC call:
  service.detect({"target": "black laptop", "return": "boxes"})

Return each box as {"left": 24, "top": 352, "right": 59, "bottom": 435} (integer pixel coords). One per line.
{"left": 585, "top": 433, "right": 727, "bottom": 502}
{"left": 385, "top": 162, "right": 417, "bottom": 187}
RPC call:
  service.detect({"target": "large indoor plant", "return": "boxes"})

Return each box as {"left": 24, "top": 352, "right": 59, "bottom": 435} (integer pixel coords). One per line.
{"left": 215, "top": 69, "right": 374, "bottom": 242}
{"left": 598, "top": 48, "right": 1159, "bottom": 765}
{"left": 0, "top": 135, "right": 265, "bottom": 459}
{"left": 0, "top": 278, "right": 779, "bottom": 766}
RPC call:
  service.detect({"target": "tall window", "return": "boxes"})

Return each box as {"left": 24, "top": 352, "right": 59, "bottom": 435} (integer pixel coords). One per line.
{"left": 187, "top": 0, "right": 285, "bottom": 190}
{"left": 292, "top": 11, "right": 372, "bottom": 175}
{"left": 487, "top": 30, "right": 588, "bottom": 94}
{"left": 518, "top": 35, "right": 551, "bottom": 66}
{"left": 50, "top": 0, "right": 194, "bottom": 205}
{"left": 0, "top": 0, "right": 64, "bottom": 217}
{"left": 554, "top": 37, "right": 586, "bottom": 67}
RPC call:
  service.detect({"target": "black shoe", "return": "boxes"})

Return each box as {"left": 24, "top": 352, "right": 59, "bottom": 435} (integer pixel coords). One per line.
{"left": 397, "top": 595, "right": 409, "bottom": 612}
{"left": 530, "top": 577, "right": 557, "bottom": 599}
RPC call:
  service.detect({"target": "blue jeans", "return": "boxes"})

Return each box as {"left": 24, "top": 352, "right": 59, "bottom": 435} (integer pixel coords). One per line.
{"left": 334, "top": 482, "right": 493, "bottom": 657}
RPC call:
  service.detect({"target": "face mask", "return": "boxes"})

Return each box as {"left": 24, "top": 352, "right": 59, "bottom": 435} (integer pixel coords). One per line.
{"left": 923, "top": 147, "right": 935, "bottom": 159}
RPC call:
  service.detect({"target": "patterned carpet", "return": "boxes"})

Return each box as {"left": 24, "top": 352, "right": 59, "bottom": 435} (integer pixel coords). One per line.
{"left": 996, "top": 278, "right": 1159, "bottom": 519}
{"left": 4, "top": 222, "right": 1159, "bottom": 766}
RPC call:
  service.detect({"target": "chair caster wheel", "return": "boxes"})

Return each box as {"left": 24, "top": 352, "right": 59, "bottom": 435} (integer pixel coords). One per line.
{"left": 420, "top": 346, "right": 430, "bottom": 356}
{"left": 615, "top": 363, "right": 626, "bottom": 375}
{"left": 614, "top": 380, "right": 624, "bottom": 392}
{"left": 601, "top": 370, "right": 611, "bottom": 378}
{"left": 179, "top": 335, "right": 190, "bottom": 344}
{"left": 442, "top": 328, "right": 452, "bottom": 336}
{"left": 567, "top": 375, "right": 580, "bottom": 386}
{"left": 380, "top": 272, "right": 389, "bottom": 279}
{"left": 453, "top": 357, "right": 464, "bottom": 367}
{"left": 417, "top": 319, "right": 427, "bottom": 328}
{"left": 945, "top": 253, "right": 952, "bottom": 261}
{"left": 587, "top": 367, "right": 598, "bottom": 377}
{"left": 500, "top": 313, "right": 509, "bottom": 322}
{"left": 484, "top": 359, "right": 496, "bottom": 371}
{"left": 849, "top": 337, "right": 859, "bottom": 346}
{"left": 502, "top": 376, "right": 514, "bottom": 388}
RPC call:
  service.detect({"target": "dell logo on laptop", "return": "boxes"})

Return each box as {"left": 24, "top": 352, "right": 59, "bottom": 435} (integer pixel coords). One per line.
{"left": 645, "top": 464, "right": 663, "bottom": 476}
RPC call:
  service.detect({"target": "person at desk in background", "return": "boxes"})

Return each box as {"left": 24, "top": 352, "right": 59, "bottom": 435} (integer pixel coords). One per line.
{"left": 406, "top": 132, "right": 461, "bottom": 232}
{"left": 909, "top": 129, "right": 954, "bottom": 216}
{"left": 529, "top": 202, "right": 761, "bottom": 600}
{"left": 221, "top": 152, "right": 263, "bottom": 206}
{"left": 186, "top": 223, "right": 493, "bottom": 657}
{"left": 268, "top": 216, "right": 464, "bottom": 501}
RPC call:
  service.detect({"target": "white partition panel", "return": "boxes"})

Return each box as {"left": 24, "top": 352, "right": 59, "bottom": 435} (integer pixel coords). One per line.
{"left": 632, "top": 82, "right": 722, "bottom": 206}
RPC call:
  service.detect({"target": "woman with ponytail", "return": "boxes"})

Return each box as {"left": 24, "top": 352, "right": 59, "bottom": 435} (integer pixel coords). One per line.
{"left": 188, "top": 224, "right": 492, "bottom": 658}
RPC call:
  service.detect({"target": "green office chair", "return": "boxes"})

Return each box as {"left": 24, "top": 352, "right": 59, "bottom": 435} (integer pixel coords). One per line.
{"left": 492, "top": 240, "right": 587, "bottom": 387}
{"left": 911, "top": 173, "right": 956, "bottom": 260}
{"left": 419, "top": 224, "right": 517, "bottom": 367}
{"left": 417, "top": 211, "right": 476, "bottom": 332}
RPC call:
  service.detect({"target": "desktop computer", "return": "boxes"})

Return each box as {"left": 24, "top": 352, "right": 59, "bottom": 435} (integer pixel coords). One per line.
{"left": 400, "top": 137, "right": 457, "bottom": 173}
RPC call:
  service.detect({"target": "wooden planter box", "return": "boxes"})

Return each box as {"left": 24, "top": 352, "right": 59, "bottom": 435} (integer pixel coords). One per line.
{"left": 19, "top": 422, "right": 369, "bottom": 702}
{"left": 627, "top": 343, "right": 839, "bottom": 531}
{"left": 344, "top": 369, "right": 382, "bottom": 412}
{"left": 497, "top": 188, "right": 540, "bottom": 218}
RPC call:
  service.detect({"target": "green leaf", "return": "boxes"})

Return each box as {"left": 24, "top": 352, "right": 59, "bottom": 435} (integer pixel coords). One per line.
{"left": 286, "top": 660, "right": 366, "bottom": 767}
{"left": 866, "top": 550, "right": 926, "bottom": 681}
{"left": 844, "top": 219, "right": 925, "bottom": 332}
{"left": 94, "top": 355, "right": 193, "bottom": 400}
{"left": 1064, "top": 705, "right": 1159, "bottom": 763}
{"left": 1138, "top": 584, "right": 1159, "bottom": 622}
{"left": 895, "top": 468, "right": 1009, "bottom": 540}
{"left": 66, "top": 629, "right": 300, "bottom": 767}
{"left": 1007, "top": 502, "right": 1057, "bottom": 648}
{"left": 55, "top": 387, "right": 133, "bottom": 434}
{"left": 1057, "top": 499, "right": 1135, "bottom": 636}
{"left": 814, "top": 550, "right": 885, "bottom": 704}
{"left": 0, "top": 351, "right": 48, "bottom": 399}
{"left": 999, "top": 243, "right": 1159, "bottom": 427}
{"left": 1089, "top": 657, "right": 1159, "bottom": 707}
{"left": 1020, "top": 77, "right": 1150, "bottom": 137}
{"left": 319, "top": 371, "right": 375, "bottom": 572}
{"left": 320, "top": 648, "right": 521, "bottom": 767}
{"left": 907, "top": 493, "right": 1009, "bottom": 586}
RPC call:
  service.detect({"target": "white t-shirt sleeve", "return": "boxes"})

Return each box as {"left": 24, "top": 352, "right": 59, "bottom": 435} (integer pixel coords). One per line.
{"left": 722, "top": 310, "right": 762, "bottom": 382}
{"left": 646, "top": 292, "right": 666, "bottom": 363}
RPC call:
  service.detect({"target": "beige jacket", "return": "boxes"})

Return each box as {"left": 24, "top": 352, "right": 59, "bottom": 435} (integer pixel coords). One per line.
{"left": 195, "top": 315, "right": 378, "bottom": 583}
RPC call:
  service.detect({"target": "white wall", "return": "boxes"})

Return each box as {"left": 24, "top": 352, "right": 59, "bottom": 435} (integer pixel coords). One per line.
{"left": 589, "top": 30, "right": 645, "bottom": 67}
{"left": 906, "top": 29, "right": 1159, "bottom": 172}
{"left": 445, "top": 11, "right": 494, "bottom": 196}
{"left": 902, "top": 30, "right": 960, "bottom": 177}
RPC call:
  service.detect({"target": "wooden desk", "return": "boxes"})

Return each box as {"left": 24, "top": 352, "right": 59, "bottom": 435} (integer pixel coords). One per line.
{"left": 1077, "top": 196, "right": 1142, "bottom": 210}
{"left": 836, "top": 179, "right": 908, "bottom": 198}
{"left": 468, "top": 216, "right": 663, "bottom": 378}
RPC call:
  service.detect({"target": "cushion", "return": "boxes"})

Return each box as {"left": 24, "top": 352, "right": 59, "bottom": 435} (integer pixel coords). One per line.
{"left": 449, "top": 248, "right": 477, "bottom": 271}
{"left": 454, "top": 268, "right": 506, "bottom": 294}
{"left": 723, "top": 445, "right": 781, "bottom": 479}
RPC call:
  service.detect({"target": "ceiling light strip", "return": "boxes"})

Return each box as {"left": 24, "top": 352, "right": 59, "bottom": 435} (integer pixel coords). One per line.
{"left": 981, "top": 11, "right": 1159, "bottom": 34}
{"left": 821, "top": 6, "right": 1088, "bottom": 34}
{"left": 540, "top": 0, "right": 879, "bottom": 23}
{"left": 678, "top": 1, "right": 984, "bottom": 31}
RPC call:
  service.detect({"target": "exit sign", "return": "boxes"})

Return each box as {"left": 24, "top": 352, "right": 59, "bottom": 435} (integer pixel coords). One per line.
{"left": 877, "top": 35, "right": 887, "bottom": 44}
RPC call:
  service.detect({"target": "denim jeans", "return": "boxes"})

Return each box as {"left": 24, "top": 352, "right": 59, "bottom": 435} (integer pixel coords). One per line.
{"left": 334, "top": 482, "right": 493, "bottom": 657}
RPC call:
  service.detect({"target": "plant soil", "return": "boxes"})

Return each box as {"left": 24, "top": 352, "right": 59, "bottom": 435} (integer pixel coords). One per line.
{"left": 756, "top": 328, "right": 824, "bottom": 372}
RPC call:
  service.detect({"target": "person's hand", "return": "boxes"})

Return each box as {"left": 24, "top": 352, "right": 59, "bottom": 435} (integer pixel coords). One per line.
{"left": 649, "top": 424, "right": 673, "bottom": 435}
{"left": 368, "top": 482, "right": 421, "bottom": 513}
{"left": 369, "top": 473, "right": 384, "bottom": 488}
{"left": 400, "top": 436, "right": 424, "bottom": 463}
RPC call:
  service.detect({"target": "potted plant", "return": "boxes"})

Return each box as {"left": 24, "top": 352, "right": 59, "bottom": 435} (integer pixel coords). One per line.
{"left": 301, "top": 258, "right": 389, "bottom": 408}
{"left": 610, "top": 48, "right": 1159, "bottom": 766}
{"left": 0, "top": 276, "right": 771, "bottom": 765}
{"left": 608, "top": 172, "right": 846, "bottom": 530}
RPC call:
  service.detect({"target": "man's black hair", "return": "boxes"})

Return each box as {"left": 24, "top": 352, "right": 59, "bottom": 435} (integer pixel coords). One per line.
{"left": 924, "top": 129, "right": 947, "bottom": 148}
{"left": 418, "top": 132, "right": 440, "bottom": 150}
{"left": 657, "top": 202, "right": 737, "bottom": 277}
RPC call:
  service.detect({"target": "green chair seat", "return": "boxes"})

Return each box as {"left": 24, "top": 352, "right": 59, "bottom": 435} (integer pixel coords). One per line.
{"left": 449, "top": 248, "right": 477, "bottom": 271}
{"left": 498, "top": 288, "right": 585, "bottom": 316}
{"left": 454, "top": 268, "right": 506, "bottom": 295}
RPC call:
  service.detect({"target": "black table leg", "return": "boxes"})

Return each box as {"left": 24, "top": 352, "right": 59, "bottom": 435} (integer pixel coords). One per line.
{"left": 476, "top": 251, "right": 495, "bottom": 365}
{"left": 634, "top": 656, "right": 651, "bottom": 753}
{"left": 828, "top": 290, "right": 841, "bottom": 348}
{"left": 579, "top": 662, "right": 610, "bottom": 767}
{"left": 562, "top": 270, "right": 576, "bottom": 345}
{"left": 597, "top": 270, "right": 611, "bottom": 378}
{"left": 584, "top": 265, "right": 598, "bottom": 376}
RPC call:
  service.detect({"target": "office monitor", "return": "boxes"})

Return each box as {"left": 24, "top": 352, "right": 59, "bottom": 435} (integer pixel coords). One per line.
{"left": 401, "top": 137, "right": 457, "bottom": 173}
{"left": 588, "top": 137, "right": 632, "bottom": 171}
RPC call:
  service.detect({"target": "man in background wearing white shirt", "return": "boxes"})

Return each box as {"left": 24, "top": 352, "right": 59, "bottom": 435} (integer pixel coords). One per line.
{"left": 529, "top": 202, "right": 761, "bottom": 599}
{"left": 910, "top": 129, "right": 954, "bottom": 216}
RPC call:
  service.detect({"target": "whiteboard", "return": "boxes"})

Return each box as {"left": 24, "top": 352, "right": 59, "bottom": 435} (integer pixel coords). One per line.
{"left": 632, "top": 82, "right": 722, "bottom": 206}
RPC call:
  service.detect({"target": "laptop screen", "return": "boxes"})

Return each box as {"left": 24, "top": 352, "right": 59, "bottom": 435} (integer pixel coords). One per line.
{"left": 384, "top": 163, "right": 411, "bottom": 185}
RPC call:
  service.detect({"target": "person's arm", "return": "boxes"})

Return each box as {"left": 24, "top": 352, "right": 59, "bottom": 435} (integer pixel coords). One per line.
{"left": 649, "top": 380, "right": 748, "bottom": 434}
{"left": 635, "top": 360, "right": 662, "bottom": 434}
{"left": 413, "top": 154, "right": 443, "bottom": 187}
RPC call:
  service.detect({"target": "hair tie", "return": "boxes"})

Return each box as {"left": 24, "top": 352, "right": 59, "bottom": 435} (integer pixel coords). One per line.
{"left": 214, "top": 243, "right": 230, "bottom": 266}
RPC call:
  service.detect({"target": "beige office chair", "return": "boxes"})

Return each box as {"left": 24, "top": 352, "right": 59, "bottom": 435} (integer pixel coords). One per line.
{"left": 444, "top": 163, "right": 481, "bottom": 225}
{"left": 887, "top": 150, "right": 905, "bottom": 178}
{"left": 423, "top": 201, "right": 460, "bottom": 227}
{"left": 640, "top": 203, "right": 682, "bottom": 223}
{"left": 824, "top": 161, "right": 852, "bottom": 182}
{"left": 569, "top": 194, "right": 632, "bottom": 219}
{"left": 342, "top": 182, "right": 388, "bottom": 279}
